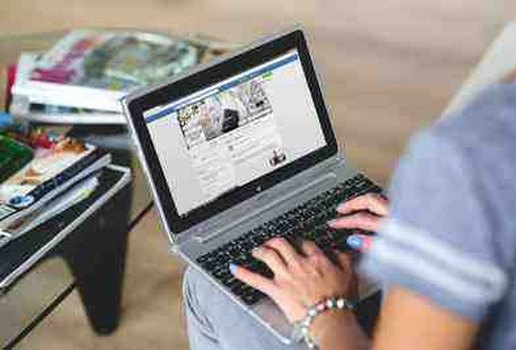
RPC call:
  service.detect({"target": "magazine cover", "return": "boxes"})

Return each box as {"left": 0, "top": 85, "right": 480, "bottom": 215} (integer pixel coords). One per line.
{"left": 32, "top": 29, "right": 200, "bottom": 89}
{"left": 11, "top": 29, "right": 226, "bottom": 113}
{"left": 0, "top": 127, "right": 110, "bottom": 232}
{"left": 9, "top": 53, "right": 124, "bottom": 124}
{"left": 2, "top": 174, "right": 100, "bottom": 241}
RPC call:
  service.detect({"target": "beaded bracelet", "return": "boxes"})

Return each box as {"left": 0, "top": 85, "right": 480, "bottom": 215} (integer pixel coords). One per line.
{"left": 291, "top": 296, "right": 356, "bottom": 349}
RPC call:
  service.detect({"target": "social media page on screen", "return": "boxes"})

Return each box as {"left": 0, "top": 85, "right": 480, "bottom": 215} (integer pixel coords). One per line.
{"left": 143, "top": 50, "right": 326, "bottom": 216}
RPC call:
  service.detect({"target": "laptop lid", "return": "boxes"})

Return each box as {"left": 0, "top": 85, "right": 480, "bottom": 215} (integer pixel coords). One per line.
{"left": 123, "top": 28, "right": 338, "bottom": 237}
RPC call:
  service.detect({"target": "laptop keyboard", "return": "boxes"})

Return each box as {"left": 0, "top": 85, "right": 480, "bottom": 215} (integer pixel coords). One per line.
{"left": 195, "top": 173, "right": 382, "bottom": 306}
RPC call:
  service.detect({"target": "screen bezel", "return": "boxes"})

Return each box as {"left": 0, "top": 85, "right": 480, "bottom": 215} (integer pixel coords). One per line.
{"left": 126, "top": 29, "right": 338, "bottom": 234}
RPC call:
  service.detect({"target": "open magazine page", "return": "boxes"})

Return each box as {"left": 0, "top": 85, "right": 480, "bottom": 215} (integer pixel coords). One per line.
{"left": 0, "top": 128, "right": 110, "bottom": 232}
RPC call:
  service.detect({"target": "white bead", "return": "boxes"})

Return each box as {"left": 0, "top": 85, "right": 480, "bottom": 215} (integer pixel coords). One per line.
{"left": 336, "top": 298, "right": 345, "bottom": 309}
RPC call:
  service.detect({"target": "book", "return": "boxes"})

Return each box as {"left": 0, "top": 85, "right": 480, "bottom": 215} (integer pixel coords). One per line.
{"left": 0, "top": 130, "right": 111, "bottom": 236}
{"left": 10, "top": 95, "right": 126, "bottom": 125}
{"left": 10, "top": 29, "right": 225, "bottom": 114}
{"left": 9, "top": 53, "right": 125, "bottom": 124}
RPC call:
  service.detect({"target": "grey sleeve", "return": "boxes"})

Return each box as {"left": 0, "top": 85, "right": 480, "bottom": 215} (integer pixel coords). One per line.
{"left": 359, "top": 129, "right": 509, "bottom": 322}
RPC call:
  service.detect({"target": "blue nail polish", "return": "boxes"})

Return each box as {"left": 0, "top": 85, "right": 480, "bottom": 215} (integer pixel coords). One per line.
{"left": 346, "top": 235, "right": 363, "bottom": 250}
{"left": 229, "top": 263, "right": 238, "bottom": 275}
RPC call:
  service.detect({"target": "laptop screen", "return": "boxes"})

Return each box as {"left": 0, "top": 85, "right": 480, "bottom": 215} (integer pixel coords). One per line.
{"left": 142, "top": 49, "right": 327, "bottom": 217}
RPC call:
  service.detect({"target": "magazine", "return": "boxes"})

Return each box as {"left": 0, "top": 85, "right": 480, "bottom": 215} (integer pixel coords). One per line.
{"left": 10, "top": 53, "right": 124, "bottom": 124}
{"left": 10, "top": 29, "right": 226, "bottom": 113}
{"left": 10, "top": 95, "right": 125, "bottom": 125}
{"left": 0, "top": 132, "right": 111, "bottom": 233}
{"left": 0, "top": 174, "right": 100, "bottom": 248}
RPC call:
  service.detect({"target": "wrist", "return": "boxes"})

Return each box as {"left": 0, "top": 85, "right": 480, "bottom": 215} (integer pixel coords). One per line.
{"left": 292, "top": 296, "right": 356, "bottom": 349}
{"left": 310, "top": 309, "right": 356, "bottom": 348}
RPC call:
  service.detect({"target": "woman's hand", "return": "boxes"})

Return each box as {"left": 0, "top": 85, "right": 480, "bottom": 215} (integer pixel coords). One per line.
{"left": 230, "top": 193, "right": 389, "bottom": 323}
{"left": 328, "top": 192, "right": 389, "bottom": 232}
{"left": 231, "top": 238, "right": 356, "bottom": 323}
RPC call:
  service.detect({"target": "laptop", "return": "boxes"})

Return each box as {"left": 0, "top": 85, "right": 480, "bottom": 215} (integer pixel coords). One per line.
{"left": 122, "top": 27, "right": 382, "bottom": 343}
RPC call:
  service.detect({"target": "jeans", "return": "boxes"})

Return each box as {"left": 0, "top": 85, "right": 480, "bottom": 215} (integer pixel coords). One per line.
{"left": 182, "top": 267, "right": 307, "bottom": 350}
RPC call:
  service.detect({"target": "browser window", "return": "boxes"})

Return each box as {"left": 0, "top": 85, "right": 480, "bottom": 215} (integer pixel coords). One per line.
{"left": 143, "top": 50, "right": 326, "bottom": 216}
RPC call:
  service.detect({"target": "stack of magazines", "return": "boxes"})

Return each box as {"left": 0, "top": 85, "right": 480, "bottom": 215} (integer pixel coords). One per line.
{"left": 8, "top": 29, "right": 234, "bottom": 124}
{"left": 0, "top": 123, "right": 111, "bottom": 248}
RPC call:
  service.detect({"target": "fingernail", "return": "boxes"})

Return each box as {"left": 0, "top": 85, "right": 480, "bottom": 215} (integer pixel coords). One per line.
{"left": 229, "top": 263, "right": 238, "bottom": 275}
{"left": 327, "top": 219, "right": 337, "bottom": 227}
{"left": 346, "top": 234, "right": 372, "bottom": 251}
{"left": 346, "top": 235, "right": 363, "bottom": 250}
{"left": 336, "top": 203, "right": 346, "bottom": 212}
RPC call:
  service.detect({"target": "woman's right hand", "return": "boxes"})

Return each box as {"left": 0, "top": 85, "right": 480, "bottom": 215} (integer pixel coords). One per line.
{"left": 328, "top": 192, "right": 390, "bottom": 232}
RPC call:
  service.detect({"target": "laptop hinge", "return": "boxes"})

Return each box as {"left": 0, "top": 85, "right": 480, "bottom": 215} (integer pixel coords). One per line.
{"left": 169, "top": 243, "right": 180, "bottom": 255}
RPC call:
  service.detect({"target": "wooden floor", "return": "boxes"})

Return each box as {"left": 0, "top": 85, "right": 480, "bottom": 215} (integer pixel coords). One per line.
{"left": 1, "top": 0, "right": 515, "bottom": 349}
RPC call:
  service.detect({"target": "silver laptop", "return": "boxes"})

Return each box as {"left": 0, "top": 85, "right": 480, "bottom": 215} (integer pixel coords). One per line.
{"left": 122, "top": 27, "right": 381, "bottom": 343}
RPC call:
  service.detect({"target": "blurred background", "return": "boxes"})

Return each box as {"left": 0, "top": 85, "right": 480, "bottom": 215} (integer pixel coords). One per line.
{"left": 1, "top": 0, "right": 515, "bottom": 348}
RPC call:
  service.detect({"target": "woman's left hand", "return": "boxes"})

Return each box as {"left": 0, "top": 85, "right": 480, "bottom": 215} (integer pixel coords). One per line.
{"left": 230, "top": 237, "right": 356, "bottom": 323}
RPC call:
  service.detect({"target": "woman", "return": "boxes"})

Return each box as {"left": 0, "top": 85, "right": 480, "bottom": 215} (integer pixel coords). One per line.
{"left": 183, "top": 76, "right": 516, "bottom": 349}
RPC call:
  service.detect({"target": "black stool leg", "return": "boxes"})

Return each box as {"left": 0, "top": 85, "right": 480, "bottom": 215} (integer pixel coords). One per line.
{"left": 59, "top": 186, "right": 132, "bottom": 334}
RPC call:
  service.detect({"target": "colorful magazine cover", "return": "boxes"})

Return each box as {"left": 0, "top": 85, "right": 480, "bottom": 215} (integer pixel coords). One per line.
{"left": 11, "top": 29, "right": 232, "bottom": 113}
{"left": 32, "top": 29, "right": 200, "bottom": 89}
{"left": 0, "top": 127, "right": 110, "bottom": 232}
{"left": 3, "top": 174, "right": 100, "bottom": 240}
{"left": 10, "top": 53, "right": 124, "bottom": 124}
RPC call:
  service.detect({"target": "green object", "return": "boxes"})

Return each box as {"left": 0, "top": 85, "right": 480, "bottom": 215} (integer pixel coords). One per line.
{"left": 0, "top": 135, "right": 34, "bottom": 183}
{"left": 262, "top": 72, "right": 273, "bottom": 80}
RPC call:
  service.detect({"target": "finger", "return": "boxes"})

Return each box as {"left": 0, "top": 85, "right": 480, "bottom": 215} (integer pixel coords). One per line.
{"left": 252, "top": 245, "right": 288, "bottom": 276}
{"left": 336, "top": 193, "right": 389, "bottom": 217}
{"left": 334, "top": 253, "right": 358, "bottom": 296}
{"left": 335, "top": 252, "right": 353, "bottom": 271}
{"left": 230, "top": 263, "right": 276, "bottom": 296}
{"left": 328, "top": 212, "right": 382, "bottom": 232}
{"left": 264, "top": 237, "right": 301, "bottom": 264}
{"left": 301, "top": 240, "right": 323, "bottom": 257}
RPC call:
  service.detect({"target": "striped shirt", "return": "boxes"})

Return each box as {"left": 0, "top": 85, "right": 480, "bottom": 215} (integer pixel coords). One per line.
{"left": 361, "top": 82, "right": 516, "bottom": 349}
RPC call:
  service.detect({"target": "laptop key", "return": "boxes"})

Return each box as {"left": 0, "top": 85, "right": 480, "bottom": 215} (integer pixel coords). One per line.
{"left": 195, "top": 174, "right": 382, "bottom": 304}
